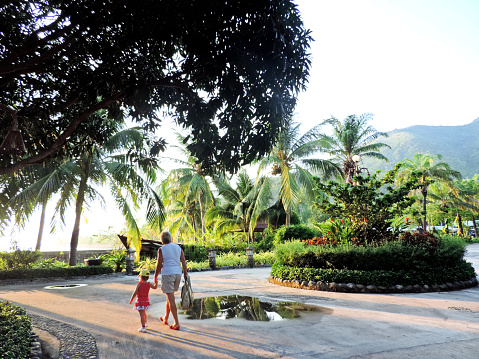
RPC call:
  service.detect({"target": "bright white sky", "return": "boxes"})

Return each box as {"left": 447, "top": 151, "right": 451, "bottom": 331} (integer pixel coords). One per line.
{"left": 3, "top": 0, "right": 479, "bottom": 251}
{"left": 295, "top": 0, "right": 479, "bottom": 132}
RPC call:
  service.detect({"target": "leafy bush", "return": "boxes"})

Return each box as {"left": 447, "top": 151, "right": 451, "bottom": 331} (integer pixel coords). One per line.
{"left": 313, "top": 164, "right": 422, "bottom": 243}
{"left": 254, "top": 228, "right": 276, "bottom": 251}
{"left": 183, "top": 245, "right": 208, "bottom": 262}
{"left": 0, "top": 265, "right": 114, "bottom": 280}
{"left": 0, "top": 301, "right": 32, "bottom": 359}
{"left": 0, "top": 250, "right": 41, "bottom": 270}
{"left": 273, "top": 224, "right": 321, "bottom": 245}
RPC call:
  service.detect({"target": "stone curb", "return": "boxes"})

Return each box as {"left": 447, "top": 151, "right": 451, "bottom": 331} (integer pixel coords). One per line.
{"left": 29, "top": 314, "right": 98, "bottom": 359}
{"left": 29, "top": 332, "right": 42, "bottom": 359}
{"left": 269, "top": 275, "right": 479, "bottom": 293}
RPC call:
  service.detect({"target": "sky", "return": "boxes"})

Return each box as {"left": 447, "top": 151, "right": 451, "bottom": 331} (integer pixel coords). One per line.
{"left": 2, "top": 0, "right": 479, "bottom": 251}
{"left": 294, "top": 0, "right": 479, "bottom": 133}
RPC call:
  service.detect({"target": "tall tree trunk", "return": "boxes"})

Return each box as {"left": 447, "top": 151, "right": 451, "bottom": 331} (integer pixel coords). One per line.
{"left": 191, "top": 215, "right": 197, "bottom": 242}
{"left": 472, "top": 214, "right": 478, "bottom": 238}
{"left": 422, "top": 188, "right": 427, "bottom": 231}
{"left": 199, "top": 193, "right": 206, "bottom": 242}
{"left": 69, "top": 159, "right": 90, "bottom": 266}
{"left": 457, "top": 213, "right": 464, "bottom": 236}
{"left": 285, "top": 210, "right": 291, "bottom": 226}
{"left": 35, "top": 201, "right": 47, "bottom": 251}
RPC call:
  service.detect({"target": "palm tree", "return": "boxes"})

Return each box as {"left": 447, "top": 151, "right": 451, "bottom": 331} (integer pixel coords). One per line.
{"left": 163, "top": 133, "right": 214, "bottom": 242}
{"left": 8, "top": 161, "right": 74, "bottom": 251}
{"left": 256, "top": 116, "right": 333, "bottom": 226}
{"left": 205, "top": 170, "right": 272, "bottom": 242}
{"left": 9, "top": 127, "right": 165, "bottom": 265}
{"left": 399, "top": 153, "right": 461, "bottom": 231}
{"left": 315, "top": 113, "right": 390, "bottom": 182}
{"left": 451, "top": 178, "right": 479, "bottom": 236}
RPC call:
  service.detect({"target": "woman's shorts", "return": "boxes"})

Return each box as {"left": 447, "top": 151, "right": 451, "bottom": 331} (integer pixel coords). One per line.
{"left": 161, "top": 274, "right": 181, "bottom": 293}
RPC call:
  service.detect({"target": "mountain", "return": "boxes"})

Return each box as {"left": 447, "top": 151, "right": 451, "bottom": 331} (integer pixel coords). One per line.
{"left": 363, "top": 118, "right": 479, "bottom": 179}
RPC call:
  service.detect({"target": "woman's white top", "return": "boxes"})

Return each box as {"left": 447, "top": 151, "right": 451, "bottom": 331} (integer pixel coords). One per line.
{"left": 160, "top": 243, "right": 182, "bottom": 275}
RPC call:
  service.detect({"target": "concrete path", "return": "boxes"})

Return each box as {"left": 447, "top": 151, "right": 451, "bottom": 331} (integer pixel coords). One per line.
{"left": 1, "top": 244, "right": 479, "bottom": 359}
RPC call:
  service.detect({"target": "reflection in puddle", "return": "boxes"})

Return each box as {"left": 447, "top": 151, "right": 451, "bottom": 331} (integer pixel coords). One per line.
{"left": 181, "top": 295, "right": 322, "bottom": 321}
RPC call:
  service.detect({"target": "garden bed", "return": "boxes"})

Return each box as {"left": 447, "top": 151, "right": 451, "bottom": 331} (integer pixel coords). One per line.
{"left": 269, "top": 274, "right": 478, "bottom": 293}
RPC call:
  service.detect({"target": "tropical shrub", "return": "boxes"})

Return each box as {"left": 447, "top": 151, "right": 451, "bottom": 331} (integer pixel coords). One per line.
{"left": 313, "top": 164, "right": 422, "bottom": 243}
{"left": 0, "top": 250, "right": 41, "bottom": 270}
{"left": 313, "top": 218, "right": 354, "bottom": 245}
{"left": 0, "top": 301, "right": 32, "bottom": 359}
{"left": 136, "top": 257, "right": 157, "bottom": 271}
{"left": 99, "top": 251, "right": 126, "bottom": 272}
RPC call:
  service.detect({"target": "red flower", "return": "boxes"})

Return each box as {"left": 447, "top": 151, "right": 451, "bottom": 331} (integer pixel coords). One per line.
{"left": 364, "top": 218, "right": 367, "bottom": 223}
{"left": 330, "top": 218, "right": 334, "bottom": 222}
{"left": 341, "top": 219, "right": 344, "bottom": 223}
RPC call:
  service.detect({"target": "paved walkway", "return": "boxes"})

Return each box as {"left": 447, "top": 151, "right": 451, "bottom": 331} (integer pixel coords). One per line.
{"left": 1, "top": 244, "right": 479, "bottom": 359}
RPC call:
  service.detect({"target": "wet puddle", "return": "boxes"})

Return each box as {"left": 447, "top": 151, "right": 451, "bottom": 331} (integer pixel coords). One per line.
{"left": 181, "top": 295, "right": 323, "bottom": 321}
{"left": 44, "top": 284, "right": 88, "bottom": 290}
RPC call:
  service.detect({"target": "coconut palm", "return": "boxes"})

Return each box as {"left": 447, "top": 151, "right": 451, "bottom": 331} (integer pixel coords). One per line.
{"left": 315, "top": 113, "right": 390, "bottom": 182}
{"left": 163, "top": 133, "right": 214, "bottom": 242}
{"left": 450, "top": 178, "right": 479, "bottom": 236}
{"left": 9, "top": 126, "right": 165, "bottom": 265}
{"left": 399, "top": 153, "right": 461, "bottom": 231}
{"left": 256, "top": 115, "right": 335, "bottom": 226}
{"left": 7, "top": 161, "right": 75, "bottom": 251}
{"left": 205, "top": 170, "right": 272, "bottom": 242}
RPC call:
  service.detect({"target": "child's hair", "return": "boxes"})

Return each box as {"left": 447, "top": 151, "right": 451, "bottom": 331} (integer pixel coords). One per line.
{"left": 139, "top": 268, "right": 150, "bottom": 282}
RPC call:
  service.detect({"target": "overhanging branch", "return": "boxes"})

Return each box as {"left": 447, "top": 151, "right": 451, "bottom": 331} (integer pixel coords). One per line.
{"left": 0, "top": 92, "right": 125, "bottom": 176}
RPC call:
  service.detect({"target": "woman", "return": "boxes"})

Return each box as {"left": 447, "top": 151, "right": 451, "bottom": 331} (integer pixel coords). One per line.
{"left": 154, "top": 231, "right": 188, "bottom": 330}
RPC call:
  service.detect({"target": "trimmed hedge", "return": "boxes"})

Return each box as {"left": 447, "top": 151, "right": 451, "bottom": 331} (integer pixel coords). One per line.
{"left": 273, "top": 224, "right": 321, "bottom": 245}
{"left": 0, "top": 301, "right": 32, "bottom": 359}
{"left": 271, "top": 236, "right": 477, "bottom": 288}
{"left": 274, "top": 238, "right": 467, "bottom": 271}
{"left": 271, "top": 260, "right": 476, "bottom": 287}
{"left": 0, "top": 264, "right": 114, "bottom": 281}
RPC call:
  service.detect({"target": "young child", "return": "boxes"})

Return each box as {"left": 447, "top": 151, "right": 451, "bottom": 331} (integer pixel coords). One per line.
{"left": 129, "top": 268, "right": 158, "bottom": 333}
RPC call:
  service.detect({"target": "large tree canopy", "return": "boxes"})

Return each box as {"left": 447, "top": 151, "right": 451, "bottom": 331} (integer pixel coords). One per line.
{"left": 0, "top": 0, "right": 312, "bottom": 175}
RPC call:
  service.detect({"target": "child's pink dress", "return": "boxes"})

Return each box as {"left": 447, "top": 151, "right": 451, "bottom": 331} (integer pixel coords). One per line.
{"left": 133, "top": 282, "right": 151, "bottom": 310}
